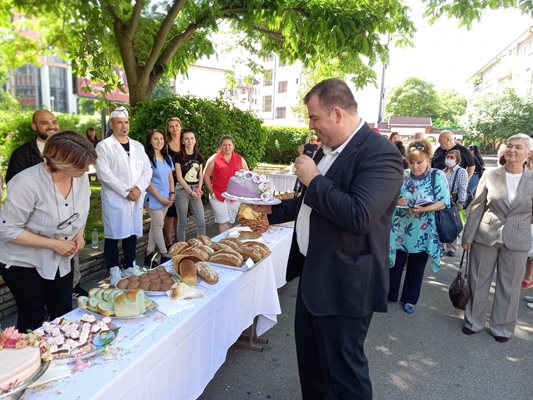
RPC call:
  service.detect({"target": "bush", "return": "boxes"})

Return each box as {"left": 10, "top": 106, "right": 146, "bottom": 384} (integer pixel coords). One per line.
{"left": 130, "top": 95, "right": 267, "bottom": 169}
{"left": 262, "top": 126, "right": 309, "bottom": 164}
{"left": 0, "top": 111, "right": 99, "bottom": 168}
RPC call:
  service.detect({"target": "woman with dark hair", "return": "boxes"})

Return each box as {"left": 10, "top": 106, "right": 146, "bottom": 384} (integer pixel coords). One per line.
{"left": 85, "top": 127, "right": 99, "bottom": 148}
{"left": 389, "top": 132, "right": 401, "bottom": 143}
{"left": 0, "top": 131, "right": 97, "bottom": 331}
{"left": 144, "top": 129, "right": 175, "bottom": 266}
{"left": 174, "top": 129, "right": 206, "bottom": 241}
{"left": 163, "top": 117, "right": 182, "bottom": 247}
{"left": 467, "top": 145, "right": 485, "bottom": 196}
{"left": 204, "top": 135, "right": 249, "bottom": 233}
{"left": 394, "top": 140, "right": 409, "bottom": 169}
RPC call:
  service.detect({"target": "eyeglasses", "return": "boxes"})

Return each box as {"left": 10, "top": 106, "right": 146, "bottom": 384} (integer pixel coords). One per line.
{"left": 57, "top": 213, "right": 80, "bottom": 230}
{"left": 409, "top": 146, "right": 425, "bottom": 152}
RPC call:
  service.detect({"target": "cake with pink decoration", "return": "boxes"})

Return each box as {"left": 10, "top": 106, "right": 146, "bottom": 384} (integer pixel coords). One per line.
{"left": 222, "top": 170, "right": 280, "bottom": 205}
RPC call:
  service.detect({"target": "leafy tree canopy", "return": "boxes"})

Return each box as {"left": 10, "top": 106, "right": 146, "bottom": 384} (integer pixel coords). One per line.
{"left": 7, "top": 0, "right": 416, "bottom": 107}
{"left": 464, "top": 88, "right": 533, "bottom": 149}
{"left": 385, "top": 77, "right": 440, "bottom": 120}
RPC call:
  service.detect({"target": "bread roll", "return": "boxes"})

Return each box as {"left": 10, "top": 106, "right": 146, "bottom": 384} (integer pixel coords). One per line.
{"left": 195, "top": 261, "right": 219, "bottom": 284}
{"left": 197, "top": 235, "right": 212, "bottom": 246}
{"left": 148, "top": 281, "right": 161, "bottom": 291}
{"left": 168, "top": 241, "right": 189, "bottom": 255}
{"left": 187, "top": 238, "right": 203, "bottom": 247}
{"left": 126, "top": 281, "right": 140, "bottom": 289}
{"left": 179, "top": 259, "right": 197, "bottom": 286}
{"left": 237, "top": 245, "right": 263, "bottom": 262}
{"left": 160, "top": 281, "right": 173, "bottom": 291}
{"left": 139, "top": 281, "right": 151, "bottom": 291}
{"left": 116, "top": 279, "right": 129, "bottom": 289}
{"left": 210, "top": 251, "right": 243, "bottom": 267}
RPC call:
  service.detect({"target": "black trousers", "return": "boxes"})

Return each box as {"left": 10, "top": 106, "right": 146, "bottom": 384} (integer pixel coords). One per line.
{"left": 388, "top": 250, "right": 429, "bottom": 304}
{"left": 104, "top": 235, "right": 137, "bottom": 270}
{"left": 0, "top": 263, "right": 73, "bottom": 332}
{"left": 294, "top": 283, "right": 373, "bottom": 400}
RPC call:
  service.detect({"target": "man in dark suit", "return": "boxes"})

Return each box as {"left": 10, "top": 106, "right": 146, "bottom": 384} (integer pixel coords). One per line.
{"left": 255, "top": 79, "right": 403, "bottom": 399}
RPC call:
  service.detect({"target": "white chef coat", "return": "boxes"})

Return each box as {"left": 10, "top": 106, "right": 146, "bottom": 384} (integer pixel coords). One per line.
{"left": 95, "top": 135, "right": 152, "bottom": 239}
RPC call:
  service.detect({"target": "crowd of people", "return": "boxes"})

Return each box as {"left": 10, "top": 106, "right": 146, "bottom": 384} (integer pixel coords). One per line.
{"left": 0, "top": 78, "right": 532, "bottom": 399}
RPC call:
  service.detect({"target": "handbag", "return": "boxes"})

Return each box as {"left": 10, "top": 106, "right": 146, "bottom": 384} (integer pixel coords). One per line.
{"left": 431, "top": 170, "right": 463, "bottom": 243}
{"left": 449, "top": 250, "right": 470, "bottom": 310}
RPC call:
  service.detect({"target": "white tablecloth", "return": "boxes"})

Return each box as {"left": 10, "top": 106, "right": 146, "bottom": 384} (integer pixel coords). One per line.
{"left": 268, "top": 173, "right": 297, "bottom": 193}
{"left": 26, "top": 248, "right": 283, "bottom": 399}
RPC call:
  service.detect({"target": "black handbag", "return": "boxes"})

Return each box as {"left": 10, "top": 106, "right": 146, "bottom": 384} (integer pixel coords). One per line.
{"left": 431, "top": 170, "right": 463, "bottom": 243}
{"left": 449, "top": 250, "right": 470, "bottom": 310}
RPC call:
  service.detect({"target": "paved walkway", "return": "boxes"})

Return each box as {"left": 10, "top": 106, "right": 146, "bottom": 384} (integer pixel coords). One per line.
{"left": 199, "top": 251, "right": 533, "bottom": 400}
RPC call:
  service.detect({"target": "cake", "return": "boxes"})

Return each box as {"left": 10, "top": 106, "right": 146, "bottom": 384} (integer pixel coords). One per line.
{"left": 0, "top": 327, "right": 51, "bottom": 393}
{"left": 0, "top": 347, "right": 41, "bottom": 392}
{"left": 223, "top": 170, "right": 277, "bottom": 203}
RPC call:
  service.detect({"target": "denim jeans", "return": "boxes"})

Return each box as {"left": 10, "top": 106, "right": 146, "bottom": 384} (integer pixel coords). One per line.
{"left": 467, "top": 172, "right": 480, "bottom": 197}
{"left": 175, "top": 185, "right": 206, "bottom": 242}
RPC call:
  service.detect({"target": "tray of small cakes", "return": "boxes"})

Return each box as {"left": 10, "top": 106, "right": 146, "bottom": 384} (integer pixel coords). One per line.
{"left": 77, "top": 288, "right": 158, "bottom": 319}
{"left": 36, "top": 314, "right": 119, "bottom": 364}
{"left": 168, "top": 235, "right": 271, "bottom": 272}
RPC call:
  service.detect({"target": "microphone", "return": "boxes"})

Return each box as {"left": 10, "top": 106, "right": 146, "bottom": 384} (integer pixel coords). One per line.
{"left": 293, "top": 146, "right": 316, "bottom": 194}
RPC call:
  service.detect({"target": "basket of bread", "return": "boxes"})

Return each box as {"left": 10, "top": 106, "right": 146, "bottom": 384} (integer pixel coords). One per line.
{"left": 77, "top": 288, "right": 156, "bottom": 318}
{"left": 169, "top": 235, "right": 270, "bottom": 270}
{"left": 238, "top": 204, "right": 270, "bottom": 233}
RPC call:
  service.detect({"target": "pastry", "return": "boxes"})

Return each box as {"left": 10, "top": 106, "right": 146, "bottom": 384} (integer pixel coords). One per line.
{"left": 179, "top": 259, "right": 197, "bottom": 286}
{"left": 168, "top": 241, "right": 189, "bottom": 255}
{"left": 195, "top": 261, "right": 219, "bottom": 284}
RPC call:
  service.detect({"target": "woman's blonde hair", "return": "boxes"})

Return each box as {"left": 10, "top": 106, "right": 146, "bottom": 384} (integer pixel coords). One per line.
{"left": 406, "top": 139, "right": 433, "bottom": 163}
{"left": 43, "top": 131, "right": 97, "bottom": 172}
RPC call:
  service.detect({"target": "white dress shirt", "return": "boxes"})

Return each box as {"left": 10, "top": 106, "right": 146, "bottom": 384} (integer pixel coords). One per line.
{"left": 296, "top": 120, "right": 365, "bottom": 256}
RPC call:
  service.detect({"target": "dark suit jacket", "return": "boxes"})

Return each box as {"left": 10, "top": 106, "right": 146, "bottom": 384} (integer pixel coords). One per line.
{"left": 6, "top": 138, "right": 43, "bottom": 183}
{"left": 269, "top": 123, "right": 403, "bottom": 318}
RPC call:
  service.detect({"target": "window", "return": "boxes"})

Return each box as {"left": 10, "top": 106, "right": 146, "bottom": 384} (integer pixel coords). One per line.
{"left": 275, "top": 107, "right": 286, "bottom": 119}
{"left": 278, "top": 80, "right": 288, "bottom": 93}
{"left": 49, "top": 66, "right": 68, "bottom": 113}
{"left": 14, "top": 64, "right": 41, "bottom": 109}
{"left": 263, "top": 70, "right": 272, "bottom": 86}
{"left": 262, "top": 95, "right": 272, "bottom": 112}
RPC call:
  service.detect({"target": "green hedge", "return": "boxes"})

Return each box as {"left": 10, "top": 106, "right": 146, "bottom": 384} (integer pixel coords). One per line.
{"left": 0, "top": 111, "right": 99, "bottom": 168}
{"left": 262, "top": 126, "right": 309, "bottom": 165}
{"left": 130, "top": 95, "right": 267, "bottom": 169}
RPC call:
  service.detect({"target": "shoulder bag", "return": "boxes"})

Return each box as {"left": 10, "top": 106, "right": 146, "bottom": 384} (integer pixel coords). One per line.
{"left": 431, "top": 169, "right": 463, "bottom": 243}
{"left": 449, "top": 250, "right": 470, "bottom": 310}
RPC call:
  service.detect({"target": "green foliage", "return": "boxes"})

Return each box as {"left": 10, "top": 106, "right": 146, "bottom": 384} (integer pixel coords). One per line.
{"left": 0, "top": 89, "right": 19, "bottom": 112}
{"left": 262, "top": 126, "right": 309, "bottom": 165}
{"left": 78, "top": 97, "right": 97, "bottom": 115}
{"left": 433, "top": 90, "right": 467, "bottom": 129}
{"left": 463, "top": 88, "right": 533, "bottom": 151}
{"left": 130, "top": 95, "right": 267, "bottom": 169}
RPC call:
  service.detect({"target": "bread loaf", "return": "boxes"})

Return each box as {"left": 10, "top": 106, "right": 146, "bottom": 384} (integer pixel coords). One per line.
{"left": 197, "top": 244, "right": 215, "bottom": 255}
{"left": 197, "top": 235, "right": 212, "bottom": 246}
{"left": 218, "top": 238, "right": 240, "bottom": 250}
{"left": 195, "top": 261, "right": 219, "bottom": 284}
{"left": 237, "top": 245, "right": 263, "bottom": 262}
{"left": 241, "top": 241, "right": 270, "bottom": 257}
{"left": 180, "top": 246, "right": 209, "bottom": 261}
{"left": 187, "top": 238, "right": 203, "bottom": 247}
{"left": 114, "top": 289, "right": 146, "bottom": 317}
{"left": 168, "top": 241, "right": 189, "bottom": 255}
{"left": 210, "top": 251, "right": 243, "bottom": 267}
{"left": 179, "top": 259, "right": 197, "bottom": 286}
{"left": 210, "top": 242, "right": 233, "bottom": 252}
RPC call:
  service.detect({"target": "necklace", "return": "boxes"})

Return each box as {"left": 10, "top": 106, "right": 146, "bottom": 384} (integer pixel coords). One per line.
{"left": 49, "top": 169, "right": 78, "bottom": 230}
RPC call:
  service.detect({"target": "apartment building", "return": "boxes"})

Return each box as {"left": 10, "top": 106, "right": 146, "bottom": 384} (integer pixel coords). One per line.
{"left": 468, "top": 25, "right": 533, "bottom": 96}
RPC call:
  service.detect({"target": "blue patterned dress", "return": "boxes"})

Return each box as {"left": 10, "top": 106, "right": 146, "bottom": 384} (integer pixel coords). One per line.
{"left": 389, "top": 168, "right": 451, "bottom": 272}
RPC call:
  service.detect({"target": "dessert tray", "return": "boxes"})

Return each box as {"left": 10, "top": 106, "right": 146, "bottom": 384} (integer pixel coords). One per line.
{"left": 0, "top": 361, "right": 50, "bottom": 400}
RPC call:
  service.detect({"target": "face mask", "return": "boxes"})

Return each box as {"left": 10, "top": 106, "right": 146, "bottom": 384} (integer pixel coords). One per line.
{"left": 445, "top": 159, "right": 456, "bottom": 168}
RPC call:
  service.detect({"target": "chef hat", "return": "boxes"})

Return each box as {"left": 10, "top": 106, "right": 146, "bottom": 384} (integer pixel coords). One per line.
{"left": 110, "top": 106, "right": 129, "bottom": 119}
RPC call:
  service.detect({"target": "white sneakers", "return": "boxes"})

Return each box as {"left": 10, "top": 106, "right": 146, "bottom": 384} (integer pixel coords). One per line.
{"left": 122, "top": 262, "right": 141, "bottom": 278}
{"left": 109, "top": 266, "right": 122, "bottom": 286}
{"left": 524, "top": 295, "right": 533, "bottom": 309}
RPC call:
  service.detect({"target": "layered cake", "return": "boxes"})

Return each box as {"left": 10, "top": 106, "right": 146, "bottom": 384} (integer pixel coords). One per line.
{"left": 0, "top": 327, "right": 50, "bottom": 393}
{"left": 223, "top": 169, "right": 277, "bottom": 203}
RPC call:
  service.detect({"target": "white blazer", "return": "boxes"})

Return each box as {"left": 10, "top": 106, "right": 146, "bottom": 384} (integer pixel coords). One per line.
{"left": 95, "top": 135, "right": 152, "bottom": 239}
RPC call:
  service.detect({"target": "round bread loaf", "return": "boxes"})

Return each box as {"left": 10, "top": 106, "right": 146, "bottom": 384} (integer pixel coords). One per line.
{"left": 168, "top": 241, "right": 189, "bottom": 255}
{"left": 138, "top": 281, "right": 151, "bottom": 291}
{"left": 127, "top": 281, "right": 140, "bottom": 289}
{"left": 116, "top": 279, "right": 129, "bottom": 289}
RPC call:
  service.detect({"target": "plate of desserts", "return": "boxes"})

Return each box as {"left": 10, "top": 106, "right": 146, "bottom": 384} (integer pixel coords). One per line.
{"left": 78, "top": 288, "right": 158, "bottom": 319}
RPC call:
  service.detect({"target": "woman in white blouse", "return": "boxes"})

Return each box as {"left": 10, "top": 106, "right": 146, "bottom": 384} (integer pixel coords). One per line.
{"left": 0, "top": 131, "right": 97, "bottom": 331}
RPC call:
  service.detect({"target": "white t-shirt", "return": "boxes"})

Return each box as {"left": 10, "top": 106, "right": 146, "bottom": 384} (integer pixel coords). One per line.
{"left": 505, "top": 172, "right": 522, "bottom": 204}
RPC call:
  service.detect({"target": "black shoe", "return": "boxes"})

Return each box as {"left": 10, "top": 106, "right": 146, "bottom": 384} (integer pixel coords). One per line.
{"left": 161, "top": 255, "right": 172, "bottom": 264}
{"left": 72, "top": 283, "right": 88, "bottom": 298}
{"left": 494, "top": 336, "right": 509, "bottom": 343}
{"left": 462, "top": 326, "right": 477, "bottom": 335}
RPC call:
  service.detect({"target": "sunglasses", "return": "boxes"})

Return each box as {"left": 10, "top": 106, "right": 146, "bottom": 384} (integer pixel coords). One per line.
{"left": 57, "top": 213, "right": 80, "bottom": 230}
{"left": 409, "top": 146, "right": 425, "bottom": 152}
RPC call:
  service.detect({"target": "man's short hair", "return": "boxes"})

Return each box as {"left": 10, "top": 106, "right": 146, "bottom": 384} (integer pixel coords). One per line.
{"left": 32, "top": 109, "right": 53, "bottom": 124}
{"left": 304, "top": 78, "right": 358, "bottom": 114}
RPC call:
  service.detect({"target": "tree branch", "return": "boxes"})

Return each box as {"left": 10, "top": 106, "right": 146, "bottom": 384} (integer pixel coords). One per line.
{"left": 126, "top": 0, "right": 145, "bottom": 37}
{"left": 253, "top": 27, "right": 285, "bottom": 41}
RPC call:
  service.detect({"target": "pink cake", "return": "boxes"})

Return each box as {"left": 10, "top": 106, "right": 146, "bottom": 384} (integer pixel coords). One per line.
{"left": 224, "top": 170, "right": 271, "bottom": 201}
{"left": 0, "top": 347, "right": 41, "bottom": 392}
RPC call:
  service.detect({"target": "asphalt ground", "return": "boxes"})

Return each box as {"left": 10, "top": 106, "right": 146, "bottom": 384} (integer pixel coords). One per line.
{"left": 199, "top": 251, "right": 533, "bottom": 400}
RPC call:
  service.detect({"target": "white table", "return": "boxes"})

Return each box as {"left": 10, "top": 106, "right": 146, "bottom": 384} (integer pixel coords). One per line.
{"left": 268, "top": 173, "right": 297, "bottom": 193}
{"left": 26, "top": 227, "right": 294, "bottom": 400}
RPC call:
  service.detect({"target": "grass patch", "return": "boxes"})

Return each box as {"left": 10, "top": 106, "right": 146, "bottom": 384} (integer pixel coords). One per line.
{"left": 86, "top": 180, "right": 104, "bottom": 241}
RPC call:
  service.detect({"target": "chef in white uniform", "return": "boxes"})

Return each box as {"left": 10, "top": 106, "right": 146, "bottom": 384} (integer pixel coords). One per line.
{"left": 94, "top": 106, "right": 152, "bottom": 285}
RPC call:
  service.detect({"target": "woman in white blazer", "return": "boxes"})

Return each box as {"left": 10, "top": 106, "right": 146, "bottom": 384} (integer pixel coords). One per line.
{"left": 461, "top": 133, "right": 533, "bottom": 342}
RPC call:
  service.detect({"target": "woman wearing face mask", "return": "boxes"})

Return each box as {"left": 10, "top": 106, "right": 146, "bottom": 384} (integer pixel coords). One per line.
{"left": 442, "top": 150, "right": 468, "bottom": 257}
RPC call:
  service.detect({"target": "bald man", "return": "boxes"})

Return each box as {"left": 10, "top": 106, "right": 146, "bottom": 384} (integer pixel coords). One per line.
{"left": 432, "top": 130, "right": 475, "bottom": 179}
{"left": 6, "top": 110, "right": 60, "bottom": 183}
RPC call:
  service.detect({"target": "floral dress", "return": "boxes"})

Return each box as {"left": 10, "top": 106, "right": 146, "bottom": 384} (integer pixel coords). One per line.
{"left": 389, "top": 168, "right": 451, "bottom": 272}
